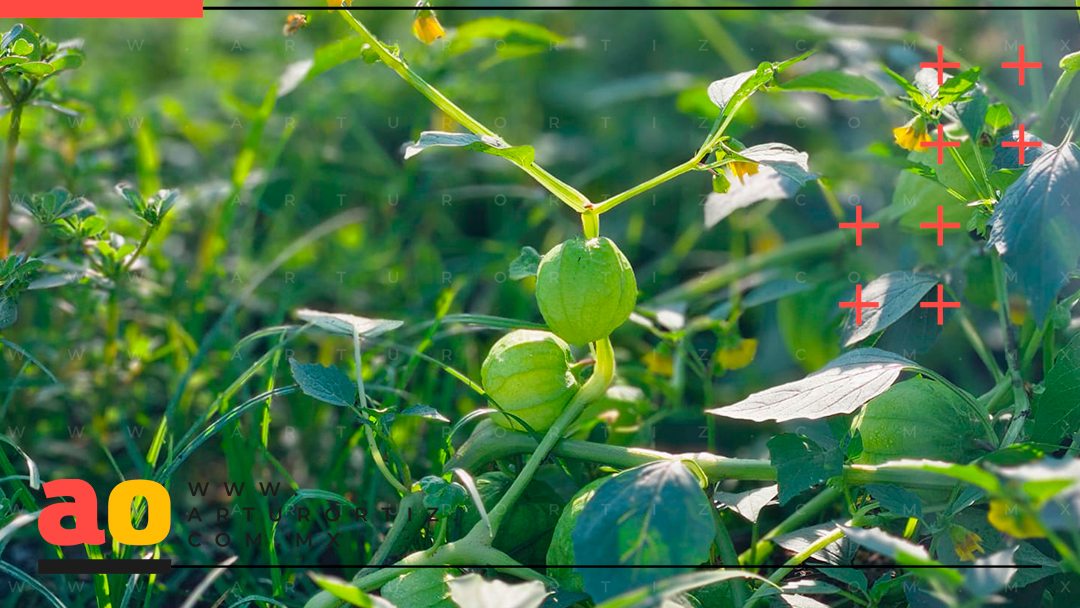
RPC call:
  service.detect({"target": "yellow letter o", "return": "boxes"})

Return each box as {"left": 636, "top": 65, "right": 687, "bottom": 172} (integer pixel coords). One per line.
{"left": 108, "top": 480, "right": 171, "bottom": 545}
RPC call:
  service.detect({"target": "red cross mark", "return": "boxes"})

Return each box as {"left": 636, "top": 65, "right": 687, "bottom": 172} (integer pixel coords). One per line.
{"left": 920, "top": 205, "right": 962, "bottom": 246}
{"left": 1001, "top": 124, "right": 1043, "bottom": 165}
{"left": 920, "top": 124, "right": 961, "bottom": 165}
{"left": 921, "top": 45, "right": 961, "bottom": 85}
{"left": 920, "top": 284, "right": 960, "bottom": 325}
{"left": 840, "top": 284, "right": 879, "bottom": 326}
{"left": 1002, "top": 45, "right": 1041, "bottom": 85}
{"left": 839, "top": 206, "right": 879, "bottom": 246}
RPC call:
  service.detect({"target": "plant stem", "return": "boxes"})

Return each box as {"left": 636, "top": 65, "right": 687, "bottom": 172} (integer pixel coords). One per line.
{"left": 336, "top": 11, "right": 590, "bottom": 213}
{"left": 738, "top": 485, "right": 842, "bottom": 565}
{"left": 465, "top": 337, "right": 615, "bottom": 542}
{"left": 595, "top": 156, "right": 702, "bottom": 214}
{"left": 365, "top": 424, "right": 408, "bottom": 495}
{"left": 120, "top": 224, "right": 158, "bottom": 273}
{"left": 0, "top": 98, "right": 22, "bottom": 258}
{"left": 742, "top": 525, "right": 848, "bottom": 608}
{"left": 992, "top": 255, "right": 1030, "bottom": 447}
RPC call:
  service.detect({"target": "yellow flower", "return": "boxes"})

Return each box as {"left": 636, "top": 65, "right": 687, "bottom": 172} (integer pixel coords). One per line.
{"left": 326, "top": 0, "right": 353, "bottom": 9}
{"left": 642, "top": 352, "right": 674, "bottom": 376}
{"left": 729, "top": 161, "right": 759, "bottom": 183}
{"left": 412, "top": 8, "right": 445, "bottom": 45}
{"left": 947, "top": 524, "right": 984, "bottom": 561}
{"left": 716, "top": 338, "right": 758, "bottom": 370}
{"left": 893, "top": 117, "right": 931, "bottom": 151}
{"left": 988, "top": 499, "right": 1044, "bottom": 539}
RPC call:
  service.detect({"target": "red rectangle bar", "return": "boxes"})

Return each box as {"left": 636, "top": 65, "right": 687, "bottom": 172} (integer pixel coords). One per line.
{"left": 0, "top": 0, "right": 202, "bottom": 18}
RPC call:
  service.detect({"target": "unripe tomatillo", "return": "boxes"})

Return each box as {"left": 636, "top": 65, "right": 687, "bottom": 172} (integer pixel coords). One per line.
{"left": 481, "top": 329, "right": 579, "bottom": 432}
{"left": 535, "top": 237, "right": 637, "bottom": 345}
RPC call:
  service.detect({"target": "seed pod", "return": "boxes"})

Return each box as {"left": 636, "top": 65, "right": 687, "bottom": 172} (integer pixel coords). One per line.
{"left": 535, "top": 237, "right": 637, "bottom": 345}
{"left": 853, "top": 378, "right": 990, "bottom": 465}
{"left": 481, "top": 330, "right": 579, "bottom": 432}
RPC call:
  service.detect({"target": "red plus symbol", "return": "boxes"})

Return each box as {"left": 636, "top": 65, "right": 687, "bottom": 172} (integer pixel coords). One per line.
{"left": 839, "top": 206, "right": 879, "bottom": 246}
{"left": 1002, "top": 45, "right": 1041, "bottom": 85}
{"left": 840, "top": 284, "right": 879, "bottom": 326}
{"left": 921, "top": 44, "right": 961, "bottom": 85}
{"left": 920, "top": 124, "right": 961, "bottom": 165}
{"left": 920, "top": 205, "right": 962, "bottom": 246}
{"left": 920, "top": 284, "right": 960, "bottom": 325}
{"left": 1001, "top": 124, "right": 1042, "bottom": 165}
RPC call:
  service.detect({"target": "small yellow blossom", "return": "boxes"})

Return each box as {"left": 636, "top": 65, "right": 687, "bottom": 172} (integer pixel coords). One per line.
{"left": 988, "top": 499, "right": 1044, "bottom": 539}
{"left": 947, "top": 524, "right": 985, "bottom": 561}
{"left": 412, "top": 8, "right": 445, "bottom": 45}
{"left": 729, "top": 161, "right": 760, "bottom": 183}
{"left": 716, "top": 338, "right": 758, "bottom": 370}
{"left": 643, "top": 352, "right": 674, "bottom": 376}
{"left": 893, "top": 117, "right": 931, "bottom": 151}
{"left": 326, "top": 0, "right": 353, "bottom": 9}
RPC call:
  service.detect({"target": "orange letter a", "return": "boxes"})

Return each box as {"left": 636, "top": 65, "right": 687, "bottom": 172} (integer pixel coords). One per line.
{"left": 38, "top": 479, "right": 106, "bottom": 546}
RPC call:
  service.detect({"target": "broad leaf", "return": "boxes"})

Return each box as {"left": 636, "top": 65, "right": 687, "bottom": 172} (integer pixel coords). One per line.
{"left": 779, "top": 71, "right": 885, "bottom": 100}
{"left": 773, "top": 521, "right": 849, "bottom": 565}
{"left": 404, "top": 131, "right": 535, "bottom": 167}
{"left": 310, "top": 572, "right": 389, "bottom": 607}
{"left": 866, "top": 484, "right": 923, "bottom": 519}
{"left": 963, "top": 548, "right": 1017, "bottom": 597}
{"left": 418, "top": 476, "right": 468, "bottom": 518}
{"left": 398, "top": 405, "right": 450, "bottom": 423}
{"left": 295, "top": 308, "right": 403, "bottom": 338}
{"left": 508, "top": 246, "right": 540, "bottom": 280}
{"left": 1031, "top": 333, "right": 1080, "bottom": 444}
{"left": 572, "top": 461, "right": 716, "bottom": 602}
{"left": 839, "top": 526, "right": 945, "bottom": 569}
{"left": 708, "top": 348, "right": 916, "bottom": 422}
{"left": 707, "top": 67, "right": 765, "bottom": 113}
{"left": 988, "top": 143, "right": 1080, "bottom": 324}
{"left": 984, "top": 103, "right": 1013, "bottom": 131}
{"left": 714, "top": 484, "right": 778, "bottom": 522}
{"left": 705, "top": 143, "right": 817, "bottom": 227}
{"left": 992, "top": 130, "right": 1051, "bottom": 169}
{"left": 447, "top": 574, "right": 548, "bottom": 608}
{"left": 768, "top": 434, "right": 843, "bottom": 504}
{"left": 288, "top": 358, "right": 356, "bottom": 407}
{"left": 841, "top": 272, "right": 938, "bottom": 346}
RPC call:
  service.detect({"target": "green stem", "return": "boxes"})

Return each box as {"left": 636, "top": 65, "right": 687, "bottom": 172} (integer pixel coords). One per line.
{"left": 992, "top": 255, "right": 1030, "bottom": 448}
{"left": 952, "top": 298, "right": 1004, "bottom": 382}
{"left": 742, "top": 525, "right": 848, "bottom": 608}
{"left": 738, "top": 485, "right": 842, "bottom": 565}
{"left": 365, "top": 424, "right": 408, "bottom": 495}
{"left": 0, "top": 97, "right": 21, "bottom": 259}
{"left": 336, "top": 11, "right": 589, "bottom": 213}
{"left": 466, "top": 337, "right": 615, "bottom": 542}
{"left": 595, "top": 156, "right": 702, "bottom": 214}
{"left": 120, "top": 223, "right": 158, "bottom": 273}
{"left": 1041, "top": 70, "right": 1076, "bottom": 139}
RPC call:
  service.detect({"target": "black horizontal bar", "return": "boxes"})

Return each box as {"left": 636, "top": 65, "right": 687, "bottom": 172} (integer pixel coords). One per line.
{"left": 38, "top": 559, "right": 172, "bottom": 575}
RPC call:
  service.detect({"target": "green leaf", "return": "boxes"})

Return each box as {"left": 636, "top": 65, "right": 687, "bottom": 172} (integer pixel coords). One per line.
{"left": 288, "top": 358, "right": 357, "bottom": 407}
{"left": 381, "top": 568, "right": 456, "bottom": 608}
{"left": 278, "top": 37, "right": 369, "bottom": 98}
{"left": 935, "top": 67, "right": 981, "bottom": 106}
{"left": 1031, "top": 333, "right": 1080, "bottom": 444}
{"left": 0, "top": 24, "right": 25, "bottom": 52}
{"left": 839, "top": 526, "right": 960, "bottom": 581}
{"left": 984, "top": 103, "right": 1013, "bottom": 131}
{"left": 776, "top": 282, "right": 845, "bottom": 371}
{"left": 446, "top": 574, "right": 548, "bottom": 608}
{"left": 992, "top": 130, "right": 1051, "bottom": 169}
{"left": 893, "top": 143, "right": 988, "bottom": 231}
{"left": 963, "top": 548, "right": 1017, "bottom": 597}
{"left": 11, "top": 61, "right": 53, "bottom": 76}
{"left": 0, "top": 297, "right": 17, "bottom": 330}
{"left": 714, "top": 484, "right": 778, "bottom": 522}
{"left": 10, "top": 38, "right": 32, "bottom": 55}
{"left": 572, "top": 460, "right": 716, "bottom": 603}
{"left": 398, "top": 405, "right": 449, "bottom": 423}
{"left": 707, "top": 63, "right": 772, "bottom": 115}
{"left": 866, "top": 484, "right": 923, "bottom": 519}
{"left": 48, "top": 49, "right": 83, "bottom": 72}
{"left": 309, "top": 572, "right": 383, "bottom": 607}
{"left": 779, "top": 71, "right": 885, "bottom": 100}
{"left": 841, "top": 271, "right": 939, "bottom": 346}
{"left": 403, "top": 131, "right": 535, "bottom": 167}
{"left": 955, "top": 89, "right": 989, "bottom": 139}
{"left": 768, "top": 433, "right": 843, "bottom": 504}
{"left": 592, "top": 570, "right": 774, "bottom": 608}
{"left": 0, "top": 56, "right": 26, "bottom": 67}
{"left": 449, "top": 17, "right": 566, "bottom": 66}
{"left": 418, "top": 475, "right": 468, "bottom": 517}
{"left": 988, "top": 143, "right": 1080, "bottom": 324}
{"left": 708, "top": 348, "right": 917, "bottom": 422}
{"left": 508, "top": 246, "right": 540, "bottom": 280}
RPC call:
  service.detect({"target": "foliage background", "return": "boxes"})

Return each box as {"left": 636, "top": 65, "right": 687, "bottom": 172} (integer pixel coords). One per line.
{"left": 1, "top": 5, "right": 1078, "bottom": 607}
